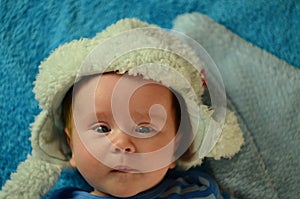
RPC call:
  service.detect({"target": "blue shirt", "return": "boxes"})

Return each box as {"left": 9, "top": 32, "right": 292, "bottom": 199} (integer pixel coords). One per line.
{"left": 48, "top": 167, "right": 229, "bottom": 199}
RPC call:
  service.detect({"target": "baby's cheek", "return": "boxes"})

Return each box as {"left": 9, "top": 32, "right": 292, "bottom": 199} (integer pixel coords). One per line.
{"left": 73, "top": 134, "right": 98, "bottom": 165}
{"left": 135, "top": 135, "right": 176, "bottom": 157}
{"left": 73, "top": 141, "right": 107, "bottom": 178}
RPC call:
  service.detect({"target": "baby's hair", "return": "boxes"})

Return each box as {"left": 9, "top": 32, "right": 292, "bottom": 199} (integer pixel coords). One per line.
{"left": 62, "top": 86, "right": 73, "bottom": 135}
{"left": 61, "top": 78, "right": 195, "bottom": 163}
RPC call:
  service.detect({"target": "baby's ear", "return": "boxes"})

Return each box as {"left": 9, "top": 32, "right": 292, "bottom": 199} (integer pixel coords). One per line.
{"left": 64, "top": 128, "right": 72, "bottom": 149}
{"left": 69, "top": 154, "right": 76, "bottom": 168}
{"left": 207, "top": 110, "right": 244, "bottom": 159}
{"left": 64, "top": 128, "right": 76, "bottom": 167}
{"left": 169, "top": 162, "right": 176, "bottom": 170}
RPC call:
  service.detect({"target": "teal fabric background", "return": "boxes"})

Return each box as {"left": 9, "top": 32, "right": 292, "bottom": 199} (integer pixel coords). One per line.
{"left": 0, "top": 0, "right": 299, "bottom": 198}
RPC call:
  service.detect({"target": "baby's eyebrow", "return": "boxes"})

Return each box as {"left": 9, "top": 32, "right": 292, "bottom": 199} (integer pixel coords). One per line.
{"left": 133, "top": 108, "right": 168, "bottom": 121}
{"left": 73, "top": 110, "right": 110, "bottom": 121}
{"left": 95, "top": 111, "right": 113, "bottom": 119}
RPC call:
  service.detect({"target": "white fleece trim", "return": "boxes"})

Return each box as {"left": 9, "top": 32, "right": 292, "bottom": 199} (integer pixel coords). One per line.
{"left": 0, "top": 156, "right": 63, "bottom": 199}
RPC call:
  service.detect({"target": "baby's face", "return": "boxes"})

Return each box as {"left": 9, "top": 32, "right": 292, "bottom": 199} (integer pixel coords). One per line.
{"left": 67, "top": 73, "right": 177, "bottom": 197}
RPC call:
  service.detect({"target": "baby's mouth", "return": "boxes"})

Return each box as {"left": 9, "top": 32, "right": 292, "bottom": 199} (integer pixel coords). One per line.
{"left": 112, "top": 165, "right": 140, "bottom": 173}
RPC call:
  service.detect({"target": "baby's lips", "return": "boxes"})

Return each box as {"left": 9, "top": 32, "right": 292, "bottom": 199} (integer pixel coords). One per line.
{"left": 112, "top": 165, "right": 140, "bottom": 173}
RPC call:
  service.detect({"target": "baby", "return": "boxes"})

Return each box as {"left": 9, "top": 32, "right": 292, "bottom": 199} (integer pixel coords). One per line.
{"left": 55, "top": 73, "right": 197, "bottom": 198}
{"left": 0, "top": 18, "right": 243, "bottom": 199}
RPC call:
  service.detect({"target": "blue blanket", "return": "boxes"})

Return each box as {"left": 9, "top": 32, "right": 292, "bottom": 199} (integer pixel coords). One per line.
{"left": 1, "top": 0, "right": 299, "bottom": 198}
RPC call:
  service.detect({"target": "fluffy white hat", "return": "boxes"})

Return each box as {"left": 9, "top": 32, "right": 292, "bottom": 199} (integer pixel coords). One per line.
{"left": 0, "top": 18, "right": 243, "bottom": 198}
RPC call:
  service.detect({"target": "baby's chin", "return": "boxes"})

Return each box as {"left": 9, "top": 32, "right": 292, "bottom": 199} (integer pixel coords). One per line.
{"left": 90, "top": 174, "right": 158, "bottom": 198}
{"left": 91, "top": 187, "right": 142, "bottom": 198}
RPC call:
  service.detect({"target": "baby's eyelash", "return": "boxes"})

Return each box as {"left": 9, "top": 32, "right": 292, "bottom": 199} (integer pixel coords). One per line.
{"left": 92, "top": 124, "right": 111, "bottom": 134}
{"left": 134, "top": 125, "right": 157, "bottom": 134}
{"left": 89, "top": 123, "right": 158, "bottom": 136}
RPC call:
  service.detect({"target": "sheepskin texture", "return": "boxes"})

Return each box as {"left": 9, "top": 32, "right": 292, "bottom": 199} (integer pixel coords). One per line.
{"left": 0, "top": 156, "right": 62, "bottom": 199}
{"left": 173, "top": 13, "right": 300, "bottom": 199}
{"left": 1, "top": 1, "right": 299, "bottom": 199}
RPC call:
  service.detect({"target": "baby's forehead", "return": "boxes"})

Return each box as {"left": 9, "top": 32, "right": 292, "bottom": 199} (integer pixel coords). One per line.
{"left": 75, "top": 72, "right": 171, "bottom": 94}
{"left": 72, "top": 72, "right": 176, "bottom": 120}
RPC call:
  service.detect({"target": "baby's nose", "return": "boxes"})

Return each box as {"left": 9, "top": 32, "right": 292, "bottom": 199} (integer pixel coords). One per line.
{"left": 109, "top": 131, "right": 136, "bottom": 153}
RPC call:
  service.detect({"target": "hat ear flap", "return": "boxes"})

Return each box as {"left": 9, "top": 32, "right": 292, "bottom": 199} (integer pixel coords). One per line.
{"left": 207, "top": 108, "right": 244, "bottom": 159}
{"left": 0, "top": 156, "right": 63, "bottom": 198}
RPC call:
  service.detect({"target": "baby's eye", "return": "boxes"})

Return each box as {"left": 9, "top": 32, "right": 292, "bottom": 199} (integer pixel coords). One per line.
{"left": 93, "top": 125, "right": 111, "bottom": 134}
{"left": 135, "top": 125, "right": 156, "bottom": 134}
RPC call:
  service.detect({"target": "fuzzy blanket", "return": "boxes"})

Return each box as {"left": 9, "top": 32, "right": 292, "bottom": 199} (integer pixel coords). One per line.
{"left": 1, "top": 1, "right": 299, "bottom": 198}
{"left": 173, "top": 13, "right": 300, "bottom": 199}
